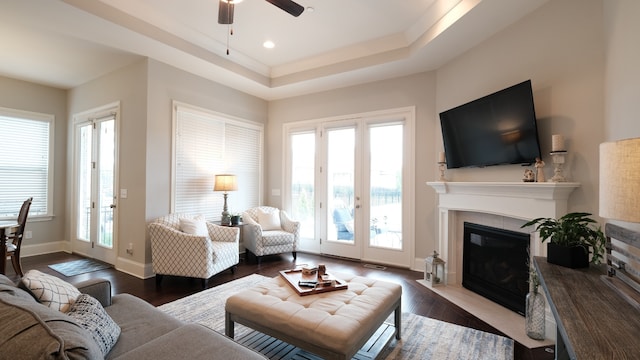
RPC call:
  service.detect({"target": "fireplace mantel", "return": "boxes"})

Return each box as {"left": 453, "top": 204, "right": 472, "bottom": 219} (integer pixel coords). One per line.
{"left": 427, "top": 181, "right": 580, "bottom": 220}
{"left": 423, "top": 181, "right": 579, "bottom": 346}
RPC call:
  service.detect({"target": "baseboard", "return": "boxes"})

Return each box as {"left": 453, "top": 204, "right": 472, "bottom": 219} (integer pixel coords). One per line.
{"left": 115, "top": 256, "right": 153, "bottom": 279}
{"left": 21, "top": 241, "right": 71, "bottom": 257}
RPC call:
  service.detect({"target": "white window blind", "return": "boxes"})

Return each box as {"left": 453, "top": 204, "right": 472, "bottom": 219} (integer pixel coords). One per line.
{"left": 173, "top": 103, "right": 262, "bottom": 220}
{"left": 0, "top": 107, "right": 53, "bottom": 219}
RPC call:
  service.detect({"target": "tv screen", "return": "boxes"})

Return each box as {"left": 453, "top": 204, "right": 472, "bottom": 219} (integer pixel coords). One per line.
{"left": 439, "top": 80, "right": 541, "bottom": 169}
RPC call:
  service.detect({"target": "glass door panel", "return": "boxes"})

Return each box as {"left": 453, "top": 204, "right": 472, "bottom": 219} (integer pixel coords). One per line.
{"left": 97, "top": 120, "right": 115, "bottom": 248}
{"left": 77, "top": 124, "right": 92, "bottom": 242}
{"left": 368, "top": 124, "right": 403, "bottom": 250}
{"left": 73, "top": 112, "right": 117, "bottom": 265}
{"left": 321, "top": 126, "right": 360, "bottom": 259}
{"left": 290, "top": 132, "right": 315, "bottom": 240}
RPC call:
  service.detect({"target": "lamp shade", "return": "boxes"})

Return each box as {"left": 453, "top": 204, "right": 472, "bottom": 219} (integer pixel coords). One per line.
{"left": 214, "top": 174, "right": 238, "bottom": 192}
{"left": 599, "top": 138, "right": 640, "bottom": 223}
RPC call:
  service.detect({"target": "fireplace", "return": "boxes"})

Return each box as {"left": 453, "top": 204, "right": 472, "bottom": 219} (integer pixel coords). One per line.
{"left": 462, "top": 222, "right": 529, "bottom": 315}
{"left": 426, "top": 181, "right": 581, "bottom": 346}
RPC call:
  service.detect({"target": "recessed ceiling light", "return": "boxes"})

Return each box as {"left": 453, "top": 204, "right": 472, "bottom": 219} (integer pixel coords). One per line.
{"left": 263, "top": 40, "right": 275, "bottom": 49}
{"left": 306, "top": 7, "right": 314, "bottom": 12}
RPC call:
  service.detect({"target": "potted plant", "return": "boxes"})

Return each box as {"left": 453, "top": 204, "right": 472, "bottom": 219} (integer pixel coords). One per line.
{"left": 521, "top": 212, "right": 605, "bottom": 268}
{"left": 230, "top": 213, "right": 242, "bottom": 226}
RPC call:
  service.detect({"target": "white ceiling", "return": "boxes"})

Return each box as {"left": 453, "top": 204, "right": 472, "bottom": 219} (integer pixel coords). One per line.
{"left": 0, "top": 0, "right": 549, "bottom": 100}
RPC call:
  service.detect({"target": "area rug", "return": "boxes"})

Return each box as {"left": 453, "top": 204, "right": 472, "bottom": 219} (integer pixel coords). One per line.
{"left": 159, "top": 274, "right": 514, "bottom": 360}
{"left": 48, "top": 258, "right": 112, "bottom": 277}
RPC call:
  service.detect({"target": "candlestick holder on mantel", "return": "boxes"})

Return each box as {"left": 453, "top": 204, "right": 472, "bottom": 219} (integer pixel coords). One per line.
{"left": 549, "top": 151, "right": 567, "bottom": 182}
{"left": 438, "top": 162, "right": 447, "bottom": 181}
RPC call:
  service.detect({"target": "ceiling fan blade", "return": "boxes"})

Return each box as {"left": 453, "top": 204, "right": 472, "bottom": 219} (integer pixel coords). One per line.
{"left": 265, "top": 0, "right": 304, "bottom": 17}
{"left": 218, "top": 0, "right": 234, "bottom": 24}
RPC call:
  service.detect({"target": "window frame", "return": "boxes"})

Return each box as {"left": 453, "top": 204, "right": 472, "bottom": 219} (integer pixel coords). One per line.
{"left": 0, "top": 106, "right": 54, "bottom": 220}
{"left": 171, "top": 101, "right": 263, "bottom": 220}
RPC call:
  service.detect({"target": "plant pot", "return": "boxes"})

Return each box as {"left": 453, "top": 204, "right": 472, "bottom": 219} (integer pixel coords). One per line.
{"left": 547, "top": 242, "right": 589, "bottom": 269}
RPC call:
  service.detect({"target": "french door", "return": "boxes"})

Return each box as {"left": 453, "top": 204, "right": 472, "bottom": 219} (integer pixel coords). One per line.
{"left": 287, "top": 108, "right": 414, "bottom": 267}
{"left": 72, "top": 105, "right": 119, "bottom": 264}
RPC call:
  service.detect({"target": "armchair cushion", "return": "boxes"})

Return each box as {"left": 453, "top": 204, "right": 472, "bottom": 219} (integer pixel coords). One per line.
{"left": 258, "top": 208, "right": 281, "bottom": 230}
{"left": 179, "top": 215, "right": 208, "bottom": 236}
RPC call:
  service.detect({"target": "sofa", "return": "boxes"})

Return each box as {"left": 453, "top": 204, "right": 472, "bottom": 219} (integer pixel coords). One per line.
{"left": 0, "top": 272, "right": 267, "bottom": 360}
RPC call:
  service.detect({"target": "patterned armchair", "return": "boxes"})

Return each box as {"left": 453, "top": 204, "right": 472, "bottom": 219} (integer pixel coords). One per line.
{"left": 148, "top": 214, "right": 239, "bottom": 288}
{"left": 242, "top": 206, "right": 300, "bottom": 264}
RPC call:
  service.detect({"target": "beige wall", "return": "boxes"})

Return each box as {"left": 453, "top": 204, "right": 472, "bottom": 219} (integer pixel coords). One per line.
{"left": 603, "top": 0, "right": 640, "bottom": 232}
{"left": 66, "top": 59, "right": 267, "bottom": 275}
{"left": 269, "top": 0, "right": 608, "bottom": 264}
{"left": 436, "top": 0, "right": 604, "bottom": 214}
{"left": 68, "top": 59, "right": 149, "bottom": 271}
{"left": 0, "top": 76, "right": 67, "bottom": 254}
{"left": 145, "top": 59, "right": 268, "bottom": 265}
{"left": 7, "top": 0, "right": 640, "bottom": 274}
{"left": 268, "top": 72, "right": 437, "bottom": 263}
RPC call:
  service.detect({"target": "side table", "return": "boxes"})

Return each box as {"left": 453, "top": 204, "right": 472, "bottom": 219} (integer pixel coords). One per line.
{"left": 212, "top": 221, "right": 247, "bottom": 254}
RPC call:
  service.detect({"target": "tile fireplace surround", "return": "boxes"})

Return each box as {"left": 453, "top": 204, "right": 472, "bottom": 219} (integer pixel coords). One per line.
{"left": 425, "top": 181, "right": 580, "bottom": 349}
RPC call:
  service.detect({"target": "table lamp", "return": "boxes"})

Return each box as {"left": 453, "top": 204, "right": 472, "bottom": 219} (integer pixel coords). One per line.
{"left": 214, "top": 174, "right": 238, "bottom": 225}
{"left": 599, "top": 138, "right": 640, "bottom": 223}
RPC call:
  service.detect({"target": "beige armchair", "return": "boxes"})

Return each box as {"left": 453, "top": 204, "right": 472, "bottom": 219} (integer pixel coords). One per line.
{"left": 148, "top": 214, "right": 239, "bottom": 288}
{"left": 242, "top": 206, "right": 300, "bottom": 264}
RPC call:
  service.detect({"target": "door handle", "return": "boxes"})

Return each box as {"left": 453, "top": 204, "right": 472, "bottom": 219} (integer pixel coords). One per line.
{"left": 110, "top": 204, "right": 116, "bottom": 209}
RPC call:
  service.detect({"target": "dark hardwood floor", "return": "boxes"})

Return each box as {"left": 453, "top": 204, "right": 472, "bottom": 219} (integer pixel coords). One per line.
{"left": 7, "top": 252, "right": 554, "bottom": 360}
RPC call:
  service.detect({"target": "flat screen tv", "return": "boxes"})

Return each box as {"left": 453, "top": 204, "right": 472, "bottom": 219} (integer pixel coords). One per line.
{"left": 439, "top": 80, "right": 541, "bottom": 169}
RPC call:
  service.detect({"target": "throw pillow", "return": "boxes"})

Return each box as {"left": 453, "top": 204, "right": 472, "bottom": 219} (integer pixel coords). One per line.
{"left": 20, "top": 269, "right": 81, "bottom": 312}
{"left": 67, "top": 294, "right": 121, "bottom": 356}
{"left": 258, "top": 209, "right": 281, "bottom": 230}
{"left": 180, "top": 215, "right": 208, "bottom": 236}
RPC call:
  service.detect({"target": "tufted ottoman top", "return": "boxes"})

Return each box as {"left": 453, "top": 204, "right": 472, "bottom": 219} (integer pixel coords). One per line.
{"left": 225, "top": 272, "right": 402, "bottom": 356}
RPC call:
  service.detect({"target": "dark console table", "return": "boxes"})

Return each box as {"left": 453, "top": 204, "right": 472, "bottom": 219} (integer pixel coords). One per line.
{"left": 535, "top": 255, "right": 640, "bottom": 359}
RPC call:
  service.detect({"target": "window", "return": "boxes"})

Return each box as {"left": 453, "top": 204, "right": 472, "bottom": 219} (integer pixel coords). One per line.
{"left": 0, "top": 107, "right": 54, "bottom": 219}
{"left": 172, "top": 102, "right": 262, "bottom": 220}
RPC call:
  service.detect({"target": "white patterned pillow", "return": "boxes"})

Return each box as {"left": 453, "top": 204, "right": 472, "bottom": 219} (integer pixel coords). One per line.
{"left": 180, "top": 215, "right": 208, "bottom": 236}
{"left": 21, "top": 269, "right": 81, "bottom": 312}
{"left": 67, "top": 294, "right": 121, "bottom": 356}
{"left": 258, "top": 209, "right": 281, "bottom": 230}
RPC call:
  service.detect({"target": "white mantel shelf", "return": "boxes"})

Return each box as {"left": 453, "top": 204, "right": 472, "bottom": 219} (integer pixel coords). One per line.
{"left": 426, "top": 181, "right": 581, "bottom": 220}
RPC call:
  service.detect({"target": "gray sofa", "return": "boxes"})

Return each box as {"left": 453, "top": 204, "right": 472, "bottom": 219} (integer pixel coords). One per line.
{"left": 0, "top": 274, "right": 267, "bottom": 360}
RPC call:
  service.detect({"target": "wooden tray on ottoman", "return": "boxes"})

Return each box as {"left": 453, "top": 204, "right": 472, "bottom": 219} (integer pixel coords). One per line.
{"left": 279, "top": 269, "right": 348, "bottom": 296}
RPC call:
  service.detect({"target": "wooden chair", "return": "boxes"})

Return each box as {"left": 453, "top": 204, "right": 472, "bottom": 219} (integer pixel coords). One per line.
{"left": 4, "top": 197, "right": 32, "bottom": 276}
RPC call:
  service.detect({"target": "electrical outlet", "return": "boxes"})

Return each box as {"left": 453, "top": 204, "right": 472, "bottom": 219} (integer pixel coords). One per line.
{"left": 126, "top": 243, "right": 133, "bottom": 255}
{"left": 25, "top": 231, "right": 32, "bottom": 239}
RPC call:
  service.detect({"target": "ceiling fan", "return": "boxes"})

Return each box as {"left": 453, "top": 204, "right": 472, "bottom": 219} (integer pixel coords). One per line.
{"left": 218, "top": 0, "right": 305, "bottom": 25}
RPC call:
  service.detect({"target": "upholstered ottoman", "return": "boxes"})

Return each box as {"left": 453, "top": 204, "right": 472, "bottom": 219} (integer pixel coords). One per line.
{"left": 225, "top": 273, "right": 402, "bottom": 360}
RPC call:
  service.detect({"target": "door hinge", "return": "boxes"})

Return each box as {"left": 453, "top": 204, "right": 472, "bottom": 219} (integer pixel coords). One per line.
{"left": 92, "top": 161, "right": 96, "bottom": 169}
{"left": 92, "top": 202, "right": 95, "bottom": 209}
{"left": 91, "top": 242, "right": 95, "bottom": 249}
